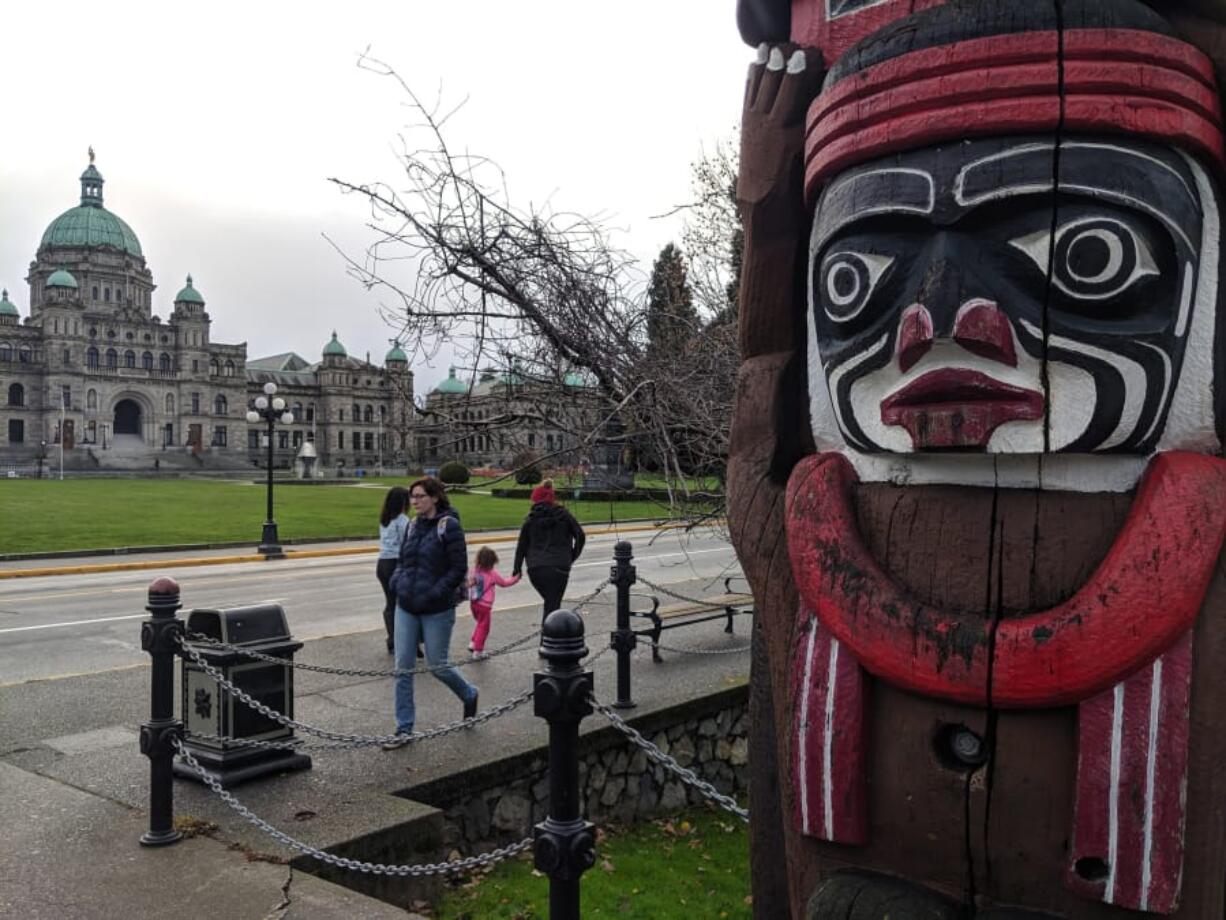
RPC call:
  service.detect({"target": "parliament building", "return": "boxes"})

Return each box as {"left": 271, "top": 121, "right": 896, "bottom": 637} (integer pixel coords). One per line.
{"left": 0, "top": 153, "right": 413, "bottom": 474}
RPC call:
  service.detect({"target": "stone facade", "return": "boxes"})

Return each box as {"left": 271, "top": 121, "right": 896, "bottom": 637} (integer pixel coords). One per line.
{"left": 416, "top": 365, "right": 602, "bottom": 470}
{"left": 246, "top": 340, "right": 413, "bottom": 473}
{"left": 0, "top": 155, "right": 413, "bottom": 474}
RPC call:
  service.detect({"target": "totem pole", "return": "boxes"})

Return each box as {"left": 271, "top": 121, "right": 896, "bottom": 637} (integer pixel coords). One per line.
{"left": 728, "top": 1, "right": 1226, "bottom": 917}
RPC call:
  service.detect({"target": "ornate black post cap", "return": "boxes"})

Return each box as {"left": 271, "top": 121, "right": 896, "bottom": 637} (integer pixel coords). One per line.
{"left": 147, "top": 576, "right": 181, "bottom": 611}
{"left": 540, "top": 608, "right": 587, "bottom": 665}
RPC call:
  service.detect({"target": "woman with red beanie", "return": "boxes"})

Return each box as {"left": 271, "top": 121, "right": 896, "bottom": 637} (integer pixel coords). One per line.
{"left": 512, "top": 479, "right": 586, "bottom": 621}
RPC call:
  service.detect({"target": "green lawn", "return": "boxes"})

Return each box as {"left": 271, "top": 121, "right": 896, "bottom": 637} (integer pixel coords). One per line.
{"left": 434, "top": 806, "right": 750, "bottom": 919}
{"left": 0, "top": 479, "right": 670, "bottom": 554}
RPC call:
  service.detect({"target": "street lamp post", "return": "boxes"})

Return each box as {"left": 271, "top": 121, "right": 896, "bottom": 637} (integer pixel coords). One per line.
{"left": 246, "top": 381, "right": 294, "bottom": 558}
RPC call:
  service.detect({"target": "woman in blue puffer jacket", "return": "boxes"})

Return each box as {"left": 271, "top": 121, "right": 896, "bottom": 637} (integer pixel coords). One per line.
{"left": 384, "top": 477, "right": 478, "bottom": 747}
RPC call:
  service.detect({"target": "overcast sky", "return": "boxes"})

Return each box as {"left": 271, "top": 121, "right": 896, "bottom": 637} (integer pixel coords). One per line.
{"left": 0, "top": 1, "right": 749, "bottom": 393}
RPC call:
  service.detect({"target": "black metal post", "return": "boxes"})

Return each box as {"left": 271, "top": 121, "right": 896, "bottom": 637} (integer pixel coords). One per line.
{"left": 140, "top": 576, "right": 184, "bottom": 847}
{"left": 609, "top": 541, "right": 637, "bottom": 709}
{"left": 259, "top": 414, "right": 282, "bottom": 557}
{"left": 534, "top": 609, "right": 596, "bottom": 920}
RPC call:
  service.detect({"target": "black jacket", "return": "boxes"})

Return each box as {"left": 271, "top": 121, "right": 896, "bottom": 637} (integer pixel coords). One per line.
{"left": 513, "top": 503, "right": 585, "bottom": 574}
{"left": 389, "top": 508, "right": 467, "bottom": 615}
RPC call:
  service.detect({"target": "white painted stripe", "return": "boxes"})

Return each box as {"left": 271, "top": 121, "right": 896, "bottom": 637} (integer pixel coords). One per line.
{"left": 1140, "top": 657, "right": 1164, "bottom": 912}
{"left": 1106, "top": 681, "right": 1126, "bottom": 904}
{"left": 1136, "top": 342, "right": 1172, "bottom": 447}
{"left": 797, "top": 620, "right": 820, "bottom": 835}
{"left": 0, "top": 613, "right": 148, "bottom": 634}
{"left": 1175, "top": 262, "right": 1195, "bottom": 339}
{"left": 827, "top": 332, "right": 891, "bottom": 451}
{"left": 822, "top": 638, "right": 841, "bottom": 840}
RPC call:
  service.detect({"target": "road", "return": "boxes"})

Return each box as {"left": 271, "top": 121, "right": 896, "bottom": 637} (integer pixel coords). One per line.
{"left": 0, "top": 528, "right": 742, "bottom": 685}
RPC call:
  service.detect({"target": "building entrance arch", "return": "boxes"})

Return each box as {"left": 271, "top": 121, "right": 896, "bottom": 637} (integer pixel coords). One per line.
{"left": 114, "top": 399, "right": 142, "bottom": 435}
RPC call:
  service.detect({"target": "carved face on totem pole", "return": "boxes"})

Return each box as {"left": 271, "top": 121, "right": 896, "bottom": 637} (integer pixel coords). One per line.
{"left": 731, "top": 0, "right": 1226, "bottom": 917}
{"left": 796, "top": 1, "right": 1225, "bottom": 489}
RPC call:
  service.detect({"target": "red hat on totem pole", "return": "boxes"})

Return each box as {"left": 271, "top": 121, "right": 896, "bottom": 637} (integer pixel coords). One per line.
{"left": 738, "top": 0, "right": 1226, "bottom": 201}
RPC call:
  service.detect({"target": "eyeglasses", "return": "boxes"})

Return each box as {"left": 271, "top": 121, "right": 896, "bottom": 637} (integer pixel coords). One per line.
{"left": 410, "top": 492, "right": 428, "bottom": 500}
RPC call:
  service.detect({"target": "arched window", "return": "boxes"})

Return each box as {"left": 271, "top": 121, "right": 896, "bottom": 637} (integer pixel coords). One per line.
{"left": 292, "top": 402, "right": 303, "bottom": 418}
{"left": 106, "top": 348, "right": 117, "bottom": 368}
{"left": 224, "top": 360, "right": 235, "bottom": 376}
{"left": 92, "top": 286, "right": 99, "bottom": 300}
{"left": 166, "top": 394, "right": 175, "bottom": 413}
{"left": 87, "top": 346, "right": 99, "bottom": 368}
{"left": 7, "top": 383, "right": 23, "bottom": 406}
{"left": 87, "top": 389, "right": 98, "bottom": 410}
{"left": 18, "top": 346, "right": 31, "bottom": 363}
{"left": 363, "top": 405, "right": 373, "bottom": 423}
{"left": 0, "top": 343, "right": 10, "bottom": 362}
{"left": 352, "top": 403, "right": 360, "bottom": 422}
{"left": 159, "top": 353, "right": 171, "bottom": 371}
{"left": 124, "top": 350, "right": 136, "bottom": 368}
{"left": 209, "top": 360, "right": 219, "bottom": 376}
{"left": 214, "top": 394, "right": 227, "bottom": 416}
{"left": 142, "top": 351, "right": 153, "bottom": 370}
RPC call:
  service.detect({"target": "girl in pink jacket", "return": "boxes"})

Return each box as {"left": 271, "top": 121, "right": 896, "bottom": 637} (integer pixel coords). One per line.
{"left": 467, "top": 546, "right": 520, "bottom": 657}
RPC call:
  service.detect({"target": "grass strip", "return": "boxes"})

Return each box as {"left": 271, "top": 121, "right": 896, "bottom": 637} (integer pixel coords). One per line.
{"left": 0, "top": 479, "right": 686, "bottom": 554}
{"left": 434, "top": 804, "right": 750, "bottom": 919}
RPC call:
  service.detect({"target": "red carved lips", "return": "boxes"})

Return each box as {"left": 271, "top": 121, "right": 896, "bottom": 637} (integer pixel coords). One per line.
{"left": 880, "top": 369, "right": 1044, "bottom": 449}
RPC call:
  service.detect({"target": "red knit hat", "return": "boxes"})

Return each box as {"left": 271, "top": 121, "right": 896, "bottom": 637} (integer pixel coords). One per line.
{"left": 530, "top": 483, "right": 556, "bottom": 504}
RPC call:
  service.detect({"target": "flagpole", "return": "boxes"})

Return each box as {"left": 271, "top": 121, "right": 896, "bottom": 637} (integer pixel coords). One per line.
{"left": 60, "top": 391, "right": 65, "bottom": 481}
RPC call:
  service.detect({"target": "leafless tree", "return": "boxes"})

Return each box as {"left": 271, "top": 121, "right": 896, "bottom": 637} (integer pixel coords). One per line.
{"left": 328, "top": 54, "right": 739, "bottom": 517}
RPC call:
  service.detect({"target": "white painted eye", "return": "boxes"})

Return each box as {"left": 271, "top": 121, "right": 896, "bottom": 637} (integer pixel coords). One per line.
{"left": 819, "top": 251, "right": 894, "bottom": 322}
{"left": 1009, "top": 217, "right": 1158, "bottom": 301}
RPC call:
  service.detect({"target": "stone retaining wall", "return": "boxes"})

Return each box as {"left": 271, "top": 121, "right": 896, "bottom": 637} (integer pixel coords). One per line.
{"left": 408, "top": 686, "right": 750, "bottom": 856}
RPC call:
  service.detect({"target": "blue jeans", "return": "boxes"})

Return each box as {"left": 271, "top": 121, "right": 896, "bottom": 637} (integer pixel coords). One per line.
{"left": 394, "top": 604, "right": 476, "bottom": 733}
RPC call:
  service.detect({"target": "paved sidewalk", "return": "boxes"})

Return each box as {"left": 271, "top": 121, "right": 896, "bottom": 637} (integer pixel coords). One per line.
{"left": 0, "top": 576, "right": 751, "bottom": 917}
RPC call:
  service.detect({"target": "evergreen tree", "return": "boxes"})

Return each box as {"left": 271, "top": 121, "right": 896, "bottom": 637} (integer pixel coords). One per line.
{"left": 646, "top": 243, "right": 697, "bottom": 359}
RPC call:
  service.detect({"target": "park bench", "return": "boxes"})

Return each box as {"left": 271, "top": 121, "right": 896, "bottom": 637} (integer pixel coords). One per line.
{"left": 632, "top": 576, "right": 754, "bottom": 661}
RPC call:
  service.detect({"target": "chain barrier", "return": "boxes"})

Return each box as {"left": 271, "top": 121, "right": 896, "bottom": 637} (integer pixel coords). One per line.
{"left": 589, "top": 692, "right": 749, "bottom": 823}
{"left": 567, "top": 576, "right": 612, "bottom": 610}
{"left": 182, "top": 627, "right": 541, "bottom": 679}
{"left": 177, "top": 578, "right": 611, "bottom": 680}
{"left": 634, "top": 575, "right": 723, "bottom": 607}
{"left": 176, "top": 635, "right": 533, "bottom": 748}
{"left": 173, "top": 739, "right": 532, "bottom": 875}
{"left": 648, "top": 640, "right": 753, "bottom": 656}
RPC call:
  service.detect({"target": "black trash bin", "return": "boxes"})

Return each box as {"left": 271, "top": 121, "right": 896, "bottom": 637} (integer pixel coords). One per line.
{"left": 175, "top": 604, "right": 312, "bottom": 787}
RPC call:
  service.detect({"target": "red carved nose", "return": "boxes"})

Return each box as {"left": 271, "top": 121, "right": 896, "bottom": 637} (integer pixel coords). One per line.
{"left": 952, "top": 300, "right": 1016, "bottom": 367}
{"left": 896, "top": 304, "right": 933, "bottom": 373}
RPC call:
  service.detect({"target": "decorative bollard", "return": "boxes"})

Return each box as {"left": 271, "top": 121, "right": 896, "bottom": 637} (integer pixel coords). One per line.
{"left": 609, "top": 541, "right": 637, "bottom": 709}
{"left": 534, "top": 609, "right": 596, "bottom": 920}
{"left": 139, "top": 576, "right": 184, "bottom": 847}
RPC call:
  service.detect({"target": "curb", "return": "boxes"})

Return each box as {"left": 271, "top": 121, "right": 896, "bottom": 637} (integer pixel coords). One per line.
{"left": 0, "top": 522, "right": 684, "bottom": 580}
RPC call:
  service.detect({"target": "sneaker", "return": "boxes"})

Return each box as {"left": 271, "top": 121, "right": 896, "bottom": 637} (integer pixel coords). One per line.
{"left": 380, "top": 731, "right": 412, "bottom": 751}
{"left": 416, "top": 644, "right": 425, "bottom": 660}
{"left": 463, "top": 691, "right": 478, "bottom": 720}
{"left": 473, "top": 651, "right": 489, "bottom": 661}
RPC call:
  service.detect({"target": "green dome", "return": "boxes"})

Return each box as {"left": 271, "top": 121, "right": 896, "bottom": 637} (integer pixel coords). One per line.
{"left": 322, "top": 331, "right": 348, "bottom": 357}
{"left": 385, "top": 342, "right": 407, "bottom": 363}
{"left": 0, "top": 290, "right": 17, "bottom": 316}
{"left": 40, "top": 205, "right": 143, "bottom": 257}
{"left": 175, "top": 274, "right": 205, "bottom": 304}
{"left": 39, "top": 155, "right": 143, "bottom": 257}
{"left": 46, "top": 267, "right": 78, "bottom": 289}
{"left": 563, "top": 370, "right": 596, "bottom": 388}
{"left": 434, "top": 366, "right": 467, "bottom": 394}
